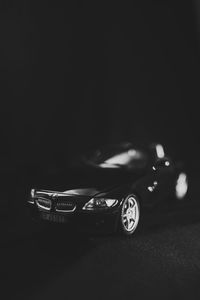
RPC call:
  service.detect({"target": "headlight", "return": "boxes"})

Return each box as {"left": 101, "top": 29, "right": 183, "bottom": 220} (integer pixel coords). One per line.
{"left": 82, "top": 198, "right": 118, "bottom": 210}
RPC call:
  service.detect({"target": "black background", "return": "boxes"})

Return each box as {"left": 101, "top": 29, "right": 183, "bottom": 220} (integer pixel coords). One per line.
{"left": 2, "top": 2, "right": 200, "bottom": 300}
{"left": 1, "top": 1, "right": 200, "bottom": 178}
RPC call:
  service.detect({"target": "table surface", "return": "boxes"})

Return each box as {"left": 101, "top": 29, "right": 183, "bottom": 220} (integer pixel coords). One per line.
{"left": 1, "top": 177, "right": 200, "bottom": 300}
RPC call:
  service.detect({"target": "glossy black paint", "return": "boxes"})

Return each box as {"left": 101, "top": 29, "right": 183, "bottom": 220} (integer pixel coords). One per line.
{"left": 28, "top": 142, "right": 184, "bottom": 233}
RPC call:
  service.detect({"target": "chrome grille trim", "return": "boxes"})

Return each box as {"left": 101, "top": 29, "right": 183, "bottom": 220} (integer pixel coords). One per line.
{"left": 55, "top": 201, "right": 76, "bottom": 213}
{"left": 55, "top": 206, "right": 76, "bottom": 213}
{"left": 36, "top": 197, "right": 51, "bottom": 211}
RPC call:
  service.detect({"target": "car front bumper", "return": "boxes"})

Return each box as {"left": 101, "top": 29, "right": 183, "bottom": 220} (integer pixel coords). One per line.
{"left": 28, "top": 203, "right": 120, "bottom": 234}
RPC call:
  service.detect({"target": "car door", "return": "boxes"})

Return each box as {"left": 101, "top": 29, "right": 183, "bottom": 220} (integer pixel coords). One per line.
{"left": 149, "top": 157, "right": 174, "bottom": 205}
{"left": 132, "top": 157, "right": 173, "bottom": 209}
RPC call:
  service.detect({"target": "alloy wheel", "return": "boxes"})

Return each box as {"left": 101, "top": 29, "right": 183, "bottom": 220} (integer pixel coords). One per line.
{"left": 120, "top": 195, "right": 140, "bottom": 235}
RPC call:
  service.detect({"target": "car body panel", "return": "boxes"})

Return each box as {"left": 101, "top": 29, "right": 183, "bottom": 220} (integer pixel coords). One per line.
{"left": 28, "top": 142, "right": 187, "bottom": 233}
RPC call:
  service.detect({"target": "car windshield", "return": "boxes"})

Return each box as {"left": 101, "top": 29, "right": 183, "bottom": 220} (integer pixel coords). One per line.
{"left": 36, "top": 144, "right": 148, "bottom": 191}
{"left": 87, "top": 144, "right": 148, "bottom": 170}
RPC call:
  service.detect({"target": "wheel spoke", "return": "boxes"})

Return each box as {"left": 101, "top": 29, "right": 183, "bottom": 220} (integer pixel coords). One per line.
{"left": 127, "top": 219, "right": 130, "bottom": 228}
{"left": 128, "top": 218, "right": 134, "bottom": 230}
{"left": 123, "top": 214, "right": 128, "bottom": 224}
{"left": 132, "top": 207, "right": 136, "bottom": 221}
{"left": 129, "top": 200, "right": 135, "bottom": 208}
{"left": 128, "top": 200, "right": 133, "bottom": 208}
{"left": 126, "top": 215, "right": 130, "bottom": 229}
{"left": 124, "top": 207, "right": 128, "bottom": 214}
{"left": 129, "top": 219, "right": 134, "bottom": 229}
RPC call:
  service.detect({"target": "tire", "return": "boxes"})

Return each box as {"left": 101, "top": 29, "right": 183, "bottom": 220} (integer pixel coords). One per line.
{"left": 175, "top": 172, "right": 188, "bottom": 200}
{"left": 118, "top": 194, "right": 140, "bottom": 236}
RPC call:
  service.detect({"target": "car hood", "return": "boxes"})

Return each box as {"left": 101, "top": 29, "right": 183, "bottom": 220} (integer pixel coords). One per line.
{"left": 35, "top": 170, "right": 143, "bottom": 198}
{"left": 63, "top": 186, "right": 115, "bottom": 197}
{"left": 65, "top": 184, "right": 131, "bottom": 200}
{"left": 36, "top": 183, "right": 127, "bottom": 199}
{"left": 63, "top": 187, "right": 103, "bottom": 196}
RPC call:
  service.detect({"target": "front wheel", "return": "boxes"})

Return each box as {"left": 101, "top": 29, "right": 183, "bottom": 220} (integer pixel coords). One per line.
{"left": 118, "top": 194, "right": 140, "bottom": 236}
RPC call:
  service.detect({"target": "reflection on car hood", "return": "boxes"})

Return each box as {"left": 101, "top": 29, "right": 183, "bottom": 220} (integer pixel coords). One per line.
{"left": 63, "top": 186, "right": 113, "bottom": 197}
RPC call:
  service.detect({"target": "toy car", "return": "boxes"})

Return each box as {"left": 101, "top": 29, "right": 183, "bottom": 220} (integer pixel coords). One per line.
{"left": 28, "top": 142, "right": 188, "bottom": 235}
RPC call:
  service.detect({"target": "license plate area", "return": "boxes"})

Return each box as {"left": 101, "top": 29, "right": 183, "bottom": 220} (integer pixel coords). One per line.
{"left": 40, "top": 212, "right": 66, "bottom": 223}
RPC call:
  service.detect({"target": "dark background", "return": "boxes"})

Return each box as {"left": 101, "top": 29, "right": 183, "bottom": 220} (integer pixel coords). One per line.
{"left": 2, "top": 2, "right": 200, "bottom": 300}
{"left": 1, "top": 0, "right": 200, "bottom": 179}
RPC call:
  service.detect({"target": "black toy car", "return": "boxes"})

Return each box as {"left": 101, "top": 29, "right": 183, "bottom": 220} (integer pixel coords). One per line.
{"left": 28, "top": 142, "right": 188, "bottom": 235}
